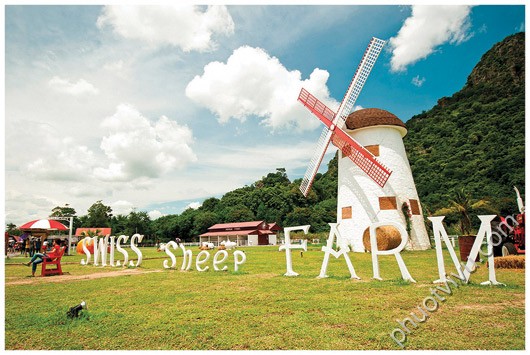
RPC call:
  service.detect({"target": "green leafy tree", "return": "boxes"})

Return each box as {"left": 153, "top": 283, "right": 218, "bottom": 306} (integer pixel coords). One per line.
{"left": 192, "top": 211, "right": 219, "bottom": 237}
{"left": 49, "top": 204, "right": 79, "bottom": 230}
{"left": 178, "top": 208, "right": 199, "bottom": 241}
{"left": 6, "top": 223, "right": 21, "bottom": 236}
{"left": 125, "top": 209, "right": 152, "bottom": 236}
{"left": 110, "top": 214, "right": 128, "bottom": 235}
{"left": 50, "top": 204, "right": 77, "bottom": 218}
{"left": 201, "top": 197, "right": 220, "bottom": 212}
{"left": 260, "top": 168, "right": 290, "bottom": 187}
{"left": 284, "top": 207, "right": 313, "bottom": 228}
{"left": 222, "top": 204, "right": 255, "bottom": 223}
{"left": 85, "top": 200, "right": 113, "bottom": 227}
{"left": 151, "top": 214, "right": 180, "bottom": 242}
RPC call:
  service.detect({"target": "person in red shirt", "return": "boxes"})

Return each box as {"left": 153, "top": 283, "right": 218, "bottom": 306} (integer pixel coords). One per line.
{"left": 23, "top": 239, "right": 63, "bottom": 276}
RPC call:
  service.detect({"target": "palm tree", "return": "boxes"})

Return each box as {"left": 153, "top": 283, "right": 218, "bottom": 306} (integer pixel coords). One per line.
{"left": 81, "top": 229, "right": 103, "bottom": 238}
{"left": 435, "top": 189, "right": 498, "bottom": 236}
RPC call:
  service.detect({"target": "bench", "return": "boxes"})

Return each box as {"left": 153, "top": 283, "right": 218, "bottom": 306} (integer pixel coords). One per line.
{"left": 41, "top": 247, "right": 66, "bottom": 277}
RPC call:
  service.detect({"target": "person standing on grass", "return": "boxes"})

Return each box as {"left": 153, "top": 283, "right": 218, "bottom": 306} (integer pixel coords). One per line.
{"left": 24, "top": 238, "right": 30, "bottom": 257}
{"left": 35, "top": 238, "right": 42, "bottom": 256}
{"left": 22, "top": 239, "right": 62, "bottom": 277}
{"left": 29, "top": 238, "right": 35, "bottom": 257}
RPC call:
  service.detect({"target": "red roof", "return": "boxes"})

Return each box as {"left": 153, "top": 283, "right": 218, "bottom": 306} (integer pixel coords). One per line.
{"left": 75, "top": 228, "right": 112, "bottom": 237}
{"left": 200, "top": 230, "right": 260, "bottom": 237}
{"left": 208, "top": 221, "right": 265, "bottom": 230}
{"left": 201, "top": 220, "right": 280, "bottom": 237}
{"left": 268, "top": 223, "right": 281, "bottom": 232}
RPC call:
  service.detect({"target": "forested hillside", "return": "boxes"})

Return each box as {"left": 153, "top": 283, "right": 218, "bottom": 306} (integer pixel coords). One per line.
{"left": 404, "top": 32, "right": 525, "bottom": 215}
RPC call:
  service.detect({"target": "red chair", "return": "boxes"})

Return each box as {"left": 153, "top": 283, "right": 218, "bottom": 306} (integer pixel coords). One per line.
{"left": 41, "top": 247, "right": 66, "bottom": 277}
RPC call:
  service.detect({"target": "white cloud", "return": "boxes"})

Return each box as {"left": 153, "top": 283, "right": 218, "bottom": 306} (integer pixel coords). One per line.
{"left": 185, "top": 202, "right": 202, "bottom": 210}
{"left": 353, "top": 105, "right": 364, "bottom": 112}
{"left": 389, "top": 5, "right": 473, "bottom": 72}
{"left": 96, "top": 5, "right": 234, "bottom": 52}
{"left": 5, "top": 189, "right": 61, "bottom": 226}
{"left": 48, "top": 76, "right": 99, "bottom": 96}
{"left": 66, "top": 184, "right": 111, "bottom": 199}
{"left": 94, "top": 104, "right": 197, "bottom": 182}
{"left": 411, "top": 75, "right": 426, "bottom": 87}
{"left": 148, "top": 210, "right": 164, "bottom": 220}
{"left": 186, "top": 46, "right": 338, "bottom": 132}
{"left": 26, "top": 138, "right": 97, "bottom": 181}
{"left": 111, "top": 200, "right": 135, "bottom": 215}
{"left": 200, "top": 141, "right": 321, "bottom": 172}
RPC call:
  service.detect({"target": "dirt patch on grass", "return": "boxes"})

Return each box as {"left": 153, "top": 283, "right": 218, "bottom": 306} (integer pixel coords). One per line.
{"left": 453, "top": 293, "right": 525, "bottom": 311}
{"left": 5, "top": 268, "right": 162, "bottom": 286}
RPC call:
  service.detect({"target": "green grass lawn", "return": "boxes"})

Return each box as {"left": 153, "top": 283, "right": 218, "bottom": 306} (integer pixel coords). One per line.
{"left": 4, "top": 245, "right": 525, "bottom": 350}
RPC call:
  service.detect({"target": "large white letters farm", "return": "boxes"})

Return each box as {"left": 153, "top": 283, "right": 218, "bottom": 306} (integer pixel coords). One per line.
{"left": 280, "top": 216, "right": 504, "bottom": 286}
{"left": 80, "top": 233, "right": 144, "bottom": 268}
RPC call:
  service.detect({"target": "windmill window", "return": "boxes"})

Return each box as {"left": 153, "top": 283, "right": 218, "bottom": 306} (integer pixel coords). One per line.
{"left": 342, "top": 206, "right": 352, "bottom": 219}
{"left": 379, "top": 196, "right": 397, "bottom": 210}
{"left": 364, "top": 145, "right": 380, "bottom": 157}
{"left": 409, "top": 199, "right": 421, "bottom": 215}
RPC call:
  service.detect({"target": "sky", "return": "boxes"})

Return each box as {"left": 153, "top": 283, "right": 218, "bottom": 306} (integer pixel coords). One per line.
{"left": 3, "top": 3, "right": 526, "bottom": 226}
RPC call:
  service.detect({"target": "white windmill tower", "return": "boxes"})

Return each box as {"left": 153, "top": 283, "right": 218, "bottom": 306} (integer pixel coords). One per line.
{"left": 298, "top": 37, "right": 430, "bottom": 252}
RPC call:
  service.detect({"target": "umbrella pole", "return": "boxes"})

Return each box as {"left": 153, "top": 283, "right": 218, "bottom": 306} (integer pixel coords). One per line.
{"left": 67, "top": 217, "right": 73, "bottom": 256}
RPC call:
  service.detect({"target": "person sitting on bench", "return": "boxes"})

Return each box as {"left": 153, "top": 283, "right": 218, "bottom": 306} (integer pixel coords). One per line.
{"left": 23, "top": 239, "right": 62, "bottom": 277}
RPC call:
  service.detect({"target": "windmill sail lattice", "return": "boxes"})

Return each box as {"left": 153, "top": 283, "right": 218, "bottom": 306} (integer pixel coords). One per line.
{"left": 299, "top": 37, "right": 390, "bottom": 196}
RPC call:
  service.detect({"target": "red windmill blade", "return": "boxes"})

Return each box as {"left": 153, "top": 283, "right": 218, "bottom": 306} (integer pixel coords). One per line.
{"left": 298, "top": 37, "right": 391, "bottom": 196}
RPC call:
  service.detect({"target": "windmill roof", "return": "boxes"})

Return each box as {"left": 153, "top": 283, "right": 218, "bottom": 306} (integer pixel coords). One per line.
{"left": 345, "top": 108, "right": 406, "bottom": 132}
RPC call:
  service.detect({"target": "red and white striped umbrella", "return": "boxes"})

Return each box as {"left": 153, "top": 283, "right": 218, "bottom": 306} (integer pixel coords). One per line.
{"left": 19, "top": 219, "right": 68, "bottom": 231}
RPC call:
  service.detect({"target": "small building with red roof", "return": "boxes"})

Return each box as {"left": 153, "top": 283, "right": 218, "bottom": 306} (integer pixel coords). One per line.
{"left": 200, "top": 221, "right": 280, "bottom": 246}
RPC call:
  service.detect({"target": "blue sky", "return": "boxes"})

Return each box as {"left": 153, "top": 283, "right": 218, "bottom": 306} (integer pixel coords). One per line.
{"left": 4, "top": 4, "right": 525, "bottom": 224}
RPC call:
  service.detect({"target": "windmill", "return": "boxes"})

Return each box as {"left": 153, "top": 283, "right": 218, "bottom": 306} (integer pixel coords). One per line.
{"left": 298, "top": 37, "right": 390, "bottom": 196}
{"left": 297, "top": 37, "right": 431, "bottom": 252}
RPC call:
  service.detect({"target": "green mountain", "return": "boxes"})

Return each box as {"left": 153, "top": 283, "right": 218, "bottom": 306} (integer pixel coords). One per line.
{"left": 404, "top": 32, "right": 525, "bottom": 216}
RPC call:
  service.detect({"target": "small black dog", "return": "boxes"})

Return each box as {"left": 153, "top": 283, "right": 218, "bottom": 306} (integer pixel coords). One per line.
{"left": 67, "top": 301, "right": 87, "bottom": 318}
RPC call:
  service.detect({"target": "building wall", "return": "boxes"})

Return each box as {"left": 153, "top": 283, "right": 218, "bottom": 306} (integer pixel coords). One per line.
{"left": 248, "top": 235, "right": 259, "bottom": 246}
{"left": 337, "top": 125, "right": 431, "bottom": 252}
{"left": 200, "top": 230, "right": 279, "bottom": 246}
